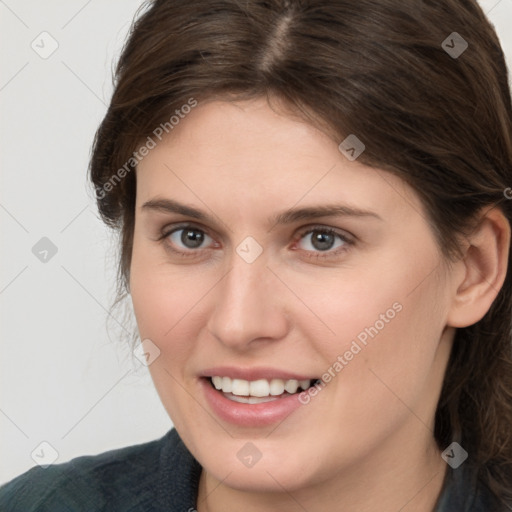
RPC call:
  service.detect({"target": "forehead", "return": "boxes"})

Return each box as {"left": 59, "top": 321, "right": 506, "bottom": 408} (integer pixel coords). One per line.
{"left": 135, "top": 98, "right": 423, "bottom": 223}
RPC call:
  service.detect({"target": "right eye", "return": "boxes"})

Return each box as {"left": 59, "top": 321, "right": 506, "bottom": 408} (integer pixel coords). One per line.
{"left": 163, "top": 226, "right": 216, "bottom": 253}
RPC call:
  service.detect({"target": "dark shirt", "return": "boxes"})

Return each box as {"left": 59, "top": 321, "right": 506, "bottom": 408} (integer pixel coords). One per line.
{"left": 0, "top": 428, "right": 506, "bottom": 511}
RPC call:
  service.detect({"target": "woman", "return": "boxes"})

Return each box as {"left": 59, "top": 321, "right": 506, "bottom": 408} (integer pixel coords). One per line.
{"left": 2, "top": 0, "right": 512, "bottom": 510}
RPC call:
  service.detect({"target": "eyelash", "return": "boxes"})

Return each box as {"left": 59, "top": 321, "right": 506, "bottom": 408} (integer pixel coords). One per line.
{"left": 157, "top": 223, "right": 216, "bottom": 259}
{"left": 157, "top": 223, "right": 354, "bottom": 260}
{"left": 293, "top": 226, "right": 353, "bottom": 260}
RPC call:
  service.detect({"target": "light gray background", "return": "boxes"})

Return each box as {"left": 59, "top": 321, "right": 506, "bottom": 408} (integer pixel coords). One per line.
{"left": 1, "top": 0, "right": 511, "bottom": 484}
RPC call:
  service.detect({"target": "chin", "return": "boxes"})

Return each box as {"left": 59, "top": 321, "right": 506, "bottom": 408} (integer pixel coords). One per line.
{"left": 191, "top": 432, "right": 333, "bottom": 494}
{"left": 206, "top": 457, "right": 315, "bottom": 493}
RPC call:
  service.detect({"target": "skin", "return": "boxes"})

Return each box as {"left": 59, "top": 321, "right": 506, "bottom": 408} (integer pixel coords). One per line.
{"left": 129, "top": 97, "right": 509, "bottom": 512}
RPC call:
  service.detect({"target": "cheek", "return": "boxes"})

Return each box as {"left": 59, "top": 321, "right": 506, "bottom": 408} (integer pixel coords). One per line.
{"left": 129, "top": 243, "right": 213, "bottom": 393}
{"left": 298, "top": 249, "right": 448, "bottom": 414}
{"left": 129, "top": 237, "right": 210, "bottom": 339}
{"left": 308, "top": 243, "right": 445, "bottom": 354}
{"left": 129, "top": 254, "right": 209, "bottom": 429}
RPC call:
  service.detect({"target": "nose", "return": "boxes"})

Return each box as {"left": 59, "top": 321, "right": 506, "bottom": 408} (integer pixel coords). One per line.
{"left": 206, "top": 255, "right": 290, "bottom": 350}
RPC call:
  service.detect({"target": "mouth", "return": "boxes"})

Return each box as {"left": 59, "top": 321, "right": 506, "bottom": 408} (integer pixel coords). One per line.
{"left": 206, "top": 376, "right": 321, "bottom": 404}
{"left": 199, "top": 367, "right": 323, "bottom": 426}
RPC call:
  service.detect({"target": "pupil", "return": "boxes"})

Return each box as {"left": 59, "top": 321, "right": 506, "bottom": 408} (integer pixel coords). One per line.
{"left": 181, "top": 229, "right": 204, "bottom": 248}
{"left": 312, "top": 231, "right": 334, "bottom": 251}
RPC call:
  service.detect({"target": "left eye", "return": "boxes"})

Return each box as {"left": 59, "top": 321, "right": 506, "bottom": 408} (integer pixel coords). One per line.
{"left": 297, "top": 229, "right": 347, "bottom": 252}
{"left": 168, "top": 228, "right": 214, "bottom": 250}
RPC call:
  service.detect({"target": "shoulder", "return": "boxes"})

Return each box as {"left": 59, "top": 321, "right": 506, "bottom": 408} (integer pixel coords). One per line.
{"left": 0, "top": 429, "right": 200, "bottom": 512}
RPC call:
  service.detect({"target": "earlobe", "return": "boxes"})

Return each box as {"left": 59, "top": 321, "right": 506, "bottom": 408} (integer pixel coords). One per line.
{"left": 447, "top": 207, "right": 511, "bottom": 328}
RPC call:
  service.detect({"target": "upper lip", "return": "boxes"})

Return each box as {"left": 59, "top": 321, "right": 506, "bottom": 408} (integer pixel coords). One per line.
{"left": 199, "top": 366, "right": 318, "bottom": 381}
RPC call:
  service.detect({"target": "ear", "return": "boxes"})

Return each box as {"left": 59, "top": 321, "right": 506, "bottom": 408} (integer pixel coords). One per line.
{"left": 447, "top": 206, "right": 510, "bottom": 328}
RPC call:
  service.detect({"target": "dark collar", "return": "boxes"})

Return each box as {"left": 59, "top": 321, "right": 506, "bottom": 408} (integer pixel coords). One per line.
{"left": 155, "top": 429, "right": 202, "bottom": 511}
{"left": 435, "top": 462, "right": 505, "bottom": 511}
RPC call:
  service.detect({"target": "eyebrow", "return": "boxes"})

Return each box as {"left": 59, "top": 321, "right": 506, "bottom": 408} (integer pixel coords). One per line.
{"left": 141, "top": 198, "right": 382, "bottom": 226}
{"left": 271, "top": 204, "right": 382, "bottom": 224}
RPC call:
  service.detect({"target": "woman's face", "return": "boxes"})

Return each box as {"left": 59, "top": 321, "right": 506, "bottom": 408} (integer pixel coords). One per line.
{"left": 130, "top": 97, "right": 455, "bottom": 493}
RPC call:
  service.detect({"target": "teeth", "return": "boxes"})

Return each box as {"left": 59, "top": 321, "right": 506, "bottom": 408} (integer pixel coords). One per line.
{"left": 221, "top": 376, "right": 232, "bottom": 393}
{"left": 269, "top": 379, "right": 285, "bottom": 396}
{"left": 249, "top": 379, "right": 270, "bottom": 397}
{"left": 228, "top": 394, "right": 278, "bottom": 404}
{"left": 232, "top": 379, "right": 249, "bottom": 396}
{"left": 210, "top": 376, "right": 313, "bottom": 397}
{"left": 299, "top": 379, "right": 310, "bottom": 390}
{"left": 284, "top": 379, "right": 299, "bottom": 394}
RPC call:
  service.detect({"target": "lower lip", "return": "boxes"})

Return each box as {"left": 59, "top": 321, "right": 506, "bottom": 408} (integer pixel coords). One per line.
{"left": 201, "top": 378, "right": 305, "bottom": 427}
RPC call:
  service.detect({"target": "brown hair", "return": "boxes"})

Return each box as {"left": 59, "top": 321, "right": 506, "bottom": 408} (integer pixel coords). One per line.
{"left": 89, "top": 0, "right": 512, "bottom": 505}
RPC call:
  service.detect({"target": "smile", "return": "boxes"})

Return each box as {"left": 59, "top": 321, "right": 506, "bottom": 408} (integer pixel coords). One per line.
{"left": 199, "top": 367, "right": 323, "bottom": 426}
{"left": 210, "top": 376, "right": 319, "bottom": 404}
